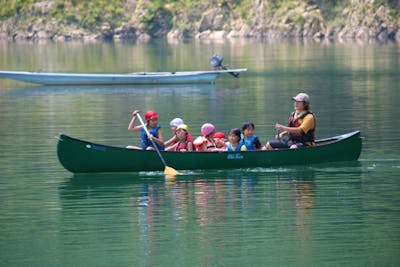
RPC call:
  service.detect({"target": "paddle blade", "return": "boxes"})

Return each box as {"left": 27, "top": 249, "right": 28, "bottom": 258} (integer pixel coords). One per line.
{"left": 164, "top": 166, "right": 179, "bottom": 176}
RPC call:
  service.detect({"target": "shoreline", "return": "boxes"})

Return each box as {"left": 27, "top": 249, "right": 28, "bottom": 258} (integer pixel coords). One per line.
{"left": 0, "top": 34, "right": 398, "bottom": 45}
{"left": 0, "top": 1, "right": 399, "bottom": 44}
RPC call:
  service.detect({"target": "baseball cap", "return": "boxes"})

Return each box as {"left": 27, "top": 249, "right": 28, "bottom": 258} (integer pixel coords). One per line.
{"left": 292, "top": 93, "right": 310, "bottom": 103}
{"left": 169, "top": 118, "right": 184, "bottom": 127}
{"left": 177, "top": 124, "right": 189, "bottom": 132}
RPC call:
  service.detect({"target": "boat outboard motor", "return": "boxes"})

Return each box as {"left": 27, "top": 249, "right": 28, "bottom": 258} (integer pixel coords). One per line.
{"left": 209, "top": 54, "right": 240, "bottom": 78}
{"left": 210, "top": 54, "right": 224, "bottom": 69}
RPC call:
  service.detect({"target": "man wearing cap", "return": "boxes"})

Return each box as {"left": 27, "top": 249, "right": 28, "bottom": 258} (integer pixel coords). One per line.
{"left": 265, "top": 93, "right": 316, "bottom": 150}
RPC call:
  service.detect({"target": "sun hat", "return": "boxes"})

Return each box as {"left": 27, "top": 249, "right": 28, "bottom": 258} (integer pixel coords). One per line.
{"left": 177, "top": 124, "right": 189, "bottom": 132}
{"left": 145, "top": 110, "right": 158, "bottom": 121}
{"left": 201, "top": 123, "right": 215, "bottom": 137}
{"left": 169, "top": 118, "right": 184, "bottom": 127}
{"left": 214, "top": 132, "right": 226, "bottom": 139}
{"left": 292, "top": 93, "right": 310, "bottom": 103}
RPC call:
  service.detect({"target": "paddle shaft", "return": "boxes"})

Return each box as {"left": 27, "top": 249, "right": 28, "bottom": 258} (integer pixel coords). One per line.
{"left": 136, "top": 114, "right": 168, "bottom": 168}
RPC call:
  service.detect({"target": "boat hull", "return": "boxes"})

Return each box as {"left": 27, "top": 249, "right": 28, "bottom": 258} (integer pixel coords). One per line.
{"left": 57, "top": 131, "right": 362, "bottom": 173}
{"left": 0, "top": 69, "right": 246, "bottom": 85}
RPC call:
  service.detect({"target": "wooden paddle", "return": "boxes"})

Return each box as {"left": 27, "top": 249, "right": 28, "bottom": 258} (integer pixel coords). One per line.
{"left": 136, "top": 113, "right": 179, "bottom": 176}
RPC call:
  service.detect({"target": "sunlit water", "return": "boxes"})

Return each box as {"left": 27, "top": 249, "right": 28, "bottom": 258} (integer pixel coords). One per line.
{"left": 0, "top": 40, "right": 399, "bottom": 266}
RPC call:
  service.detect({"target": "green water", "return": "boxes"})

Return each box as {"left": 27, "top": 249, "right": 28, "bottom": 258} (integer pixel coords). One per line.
{"left": 0, "top": 40, "right": 399, "bottom": 266}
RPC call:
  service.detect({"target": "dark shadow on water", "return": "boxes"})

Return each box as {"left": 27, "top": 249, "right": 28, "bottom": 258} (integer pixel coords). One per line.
{"left": 61, "top": 172, "right": 161, "bottom": 190}
{"left": 59, "top": 160, "right": 362, "bottom": 197}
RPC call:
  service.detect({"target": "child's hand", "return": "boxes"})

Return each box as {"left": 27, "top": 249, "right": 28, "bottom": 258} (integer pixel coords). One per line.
{"left": 132, "top": 110, "right": 140, "bottom": 116}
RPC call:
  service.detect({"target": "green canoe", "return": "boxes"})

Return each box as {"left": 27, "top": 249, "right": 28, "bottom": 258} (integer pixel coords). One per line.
{"left": 57, "top": 131, "right": 362, "bottom": 173}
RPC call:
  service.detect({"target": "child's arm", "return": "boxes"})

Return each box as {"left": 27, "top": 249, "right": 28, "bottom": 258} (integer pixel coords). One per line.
{"left": 150, "top": 129, "right": 165, "bottom": 147}
{"left": 165, "top": 135, "right": 178, "bottom": 146}
{"left": 254, "top": 137, "right": 262, "bottom": 150}
{"left": 128, "top": 110, "right": 142, "bottom": 132}
{"left": 166, "top": 142, "right": 178, "bottom": 151}
{"left": 187, "top": 142, "right": 194, "bottom": 152}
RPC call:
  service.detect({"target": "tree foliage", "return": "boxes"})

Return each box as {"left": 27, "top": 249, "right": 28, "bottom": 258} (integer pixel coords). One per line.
{"left": 0, "top": 0, "right": 398, "bottom": 35}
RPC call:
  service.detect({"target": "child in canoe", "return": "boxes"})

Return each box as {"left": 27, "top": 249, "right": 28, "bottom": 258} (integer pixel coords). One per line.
{"left": 241, "top": 121, "right": 263, "bottom": 150}
{"left": 127, "top": 110, "right": 165, "bottom": 150}
{"left": 165, "top": 117, "right": 193, "bottom": 149}
{"left": 193, "top": 123, "right": 217, "bottom": 151}
{"left": 227, "top": 128, "right": 247, "bottom": 151}
{"left": 213, "top": 131, "right": 227, "bottom": 151}
{"left": 168, "top": 124, "right": 194, "bottom": 152}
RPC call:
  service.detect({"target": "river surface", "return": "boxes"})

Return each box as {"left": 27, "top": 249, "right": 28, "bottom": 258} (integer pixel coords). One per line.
{"left": 0, "top": 39, "right": 399, "bottom": 266}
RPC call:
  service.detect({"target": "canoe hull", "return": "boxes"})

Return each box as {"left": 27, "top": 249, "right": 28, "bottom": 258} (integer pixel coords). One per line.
{"left": 57, "top": 131, "right": 362, "bottom": 173}
{"left": 0, "top": 69, "right": 246, "bottom": 85}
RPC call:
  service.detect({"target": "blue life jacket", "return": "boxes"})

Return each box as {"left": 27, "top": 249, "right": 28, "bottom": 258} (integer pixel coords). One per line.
{"left": 243, "top": 135, "right": 258, "bottom": 151}
{"left": 227, "top": 140, "right": 244, "bottom": 152}
{"left": 141, "top": 125, "right": 164, "bottom": 150}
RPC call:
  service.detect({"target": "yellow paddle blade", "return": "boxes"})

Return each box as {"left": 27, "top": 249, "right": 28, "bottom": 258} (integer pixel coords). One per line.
{"left": 164, "top": 166, "right": 179, "bottom": 176}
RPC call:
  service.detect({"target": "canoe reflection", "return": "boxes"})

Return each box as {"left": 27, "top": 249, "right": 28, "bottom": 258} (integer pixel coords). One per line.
{"left": 134, "top": 170, "right": 319, "bottom": 259}
{"left": 58, "top": 166, "right": 361, "bottom": 263}
{"left": 59, "top": 170, "right": 318, "bottom": 217}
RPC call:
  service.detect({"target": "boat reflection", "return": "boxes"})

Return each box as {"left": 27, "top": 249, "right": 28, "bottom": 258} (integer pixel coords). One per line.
{"left": 58, "top": 165, "right": 362, "bottom": 264}
{"left": 9, "top": 83, "right": 216, "bottom": 96}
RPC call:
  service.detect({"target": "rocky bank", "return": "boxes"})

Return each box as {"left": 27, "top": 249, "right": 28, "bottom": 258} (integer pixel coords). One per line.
{"left": 0, "top": 0, "right": 399, "bottom": 43}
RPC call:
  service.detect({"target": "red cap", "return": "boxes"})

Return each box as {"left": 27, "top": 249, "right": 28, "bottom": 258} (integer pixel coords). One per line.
{"left": 145, "top": 110, "right": 158, "bottom": 121}
{"left": 214, "top": 132, "right": 226, "bottom": 139}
